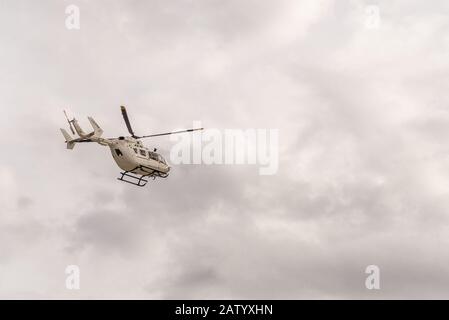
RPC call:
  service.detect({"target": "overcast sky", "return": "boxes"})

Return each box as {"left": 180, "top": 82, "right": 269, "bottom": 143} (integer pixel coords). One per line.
{"left": 1, "top": 0, "right": 449, "bottom": 299}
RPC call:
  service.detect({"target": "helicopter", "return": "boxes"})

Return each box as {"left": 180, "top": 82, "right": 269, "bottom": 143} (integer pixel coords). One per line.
{"left": 60, "top": 106, "right": 203, "bottom": 187}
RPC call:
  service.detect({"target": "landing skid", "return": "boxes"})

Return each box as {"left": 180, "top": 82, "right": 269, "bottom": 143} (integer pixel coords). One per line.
{"left": 117, "top": 165, "right": 169, "bottom": 187}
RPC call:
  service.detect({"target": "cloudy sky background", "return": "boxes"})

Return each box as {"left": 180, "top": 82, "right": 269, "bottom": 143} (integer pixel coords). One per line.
{"left": 1, "top": 0, "right": 449, "bottom": 299}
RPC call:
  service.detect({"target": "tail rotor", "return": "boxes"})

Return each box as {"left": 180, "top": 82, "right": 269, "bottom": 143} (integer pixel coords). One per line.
{"left": 64, "top": 110, "right": 76, "bottom": 135}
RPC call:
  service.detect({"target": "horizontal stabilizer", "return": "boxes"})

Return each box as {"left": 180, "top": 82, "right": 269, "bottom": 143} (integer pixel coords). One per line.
{"left": 66, "top": 141, "right": 76, "bottom": 149}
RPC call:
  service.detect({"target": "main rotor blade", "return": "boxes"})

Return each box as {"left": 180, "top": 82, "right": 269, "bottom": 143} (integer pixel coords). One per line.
{"left": 120, "top": 106, "right": 136, "bottom": 137}
{"left": 63, "top": 138, "right": 93, "bottom": 143}
{"left": 139, "top": 127, "right": 204, "bottom": 139}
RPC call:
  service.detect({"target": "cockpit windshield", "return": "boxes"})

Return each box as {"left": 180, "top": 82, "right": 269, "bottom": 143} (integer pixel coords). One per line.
{"left": 158, "top": 155, "right": 167, "bottom": 165}
{"left": 148, "top": 151, "right": 158, "bottom": 161}
{"left": 148, "top": 151, "right": 166, "bottom": 164}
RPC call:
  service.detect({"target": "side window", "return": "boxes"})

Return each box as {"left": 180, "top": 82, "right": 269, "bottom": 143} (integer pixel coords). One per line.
{"left": 115, "top": 149, "right": 123, "bottom": 156}
{"left": 133, "top": 148, "right": 138, "bottom": 154}
{"left": 139, "top": 149, "right": 146, "bottom": 156}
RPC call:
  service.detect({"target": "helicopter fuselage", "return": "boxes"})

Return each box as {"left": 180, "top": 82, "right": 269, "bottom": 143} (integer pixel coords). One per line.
{"left": 108, "top": 137, "right": 170, "bottom": 176}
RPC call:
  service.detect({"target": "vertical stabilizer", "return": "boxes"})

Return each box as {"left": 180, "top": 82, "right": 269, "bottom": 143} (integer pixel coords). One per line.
{"left": 60, "top": 128, "right": 76, "bottom": 149}
{"left": 88, "top": 117, "right": 103, "bottom": 137}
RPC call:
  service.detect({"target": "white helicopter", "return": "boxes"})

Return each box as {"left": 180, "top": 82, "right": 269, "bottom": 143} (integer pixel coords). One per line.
{"left": 60, "top": 106, "right": 203, "bottom": 187}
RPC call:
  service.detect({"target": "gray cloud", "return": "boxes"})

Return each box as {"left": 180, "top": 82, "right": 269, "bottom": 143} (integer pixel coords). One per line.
{"left": 0, "top": 0, "right": 449, "bottom": 299}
